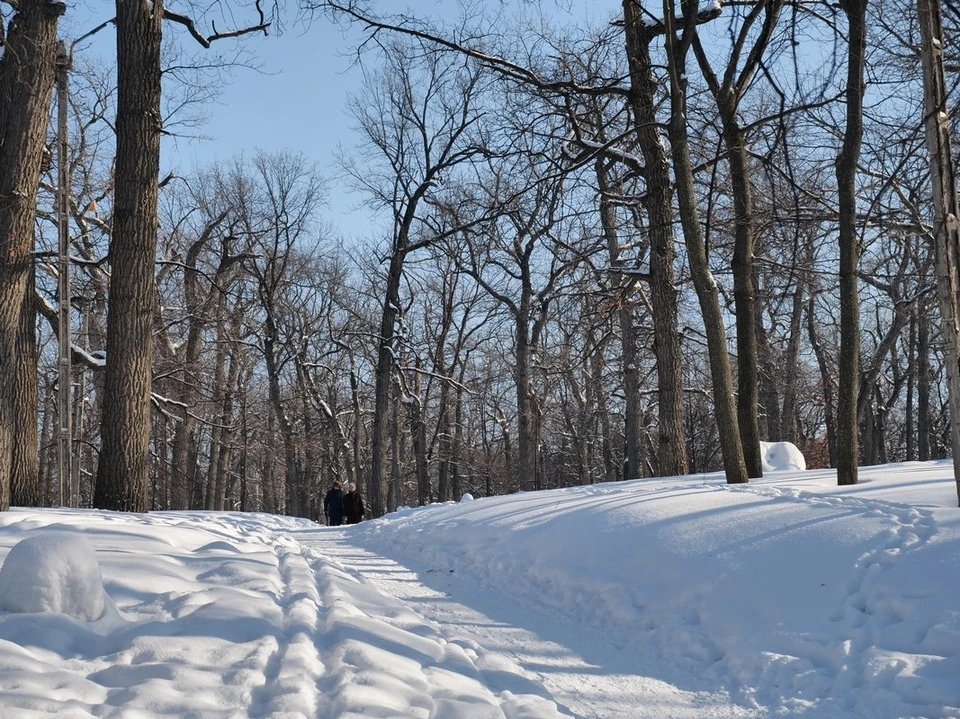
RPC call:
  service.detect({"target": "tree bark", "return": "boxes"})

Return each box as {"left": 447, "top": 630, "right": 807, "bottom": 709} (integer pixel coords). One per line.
{"left": 723, "top": 115, "right": 763, "bottom": 477}
{"left": 834, "top": 0, "right": 867, "bottom": 486}
{"left": 918, "top": 0, "right": 960, "bottom": 504}
{"left": 94, "top": 0, "right": 163, "bottom": 511}
{"left": 0, "top": 0, "right": 65, "bottom": 510}
{"left": 621, "top": 0, "right": 688, "bottom": 478}
{"left": 662, "top": 0, "right": 747, "bottom": 483}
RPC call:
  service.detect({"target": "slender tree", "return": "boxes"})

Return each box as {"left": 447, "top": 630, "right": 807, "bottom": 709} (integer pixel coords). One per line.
{"left": 662, "top": 0, "right": 748, "bottom": 483}
{"left": 345, "top": 44, "right": 489, "bottom": 516}
{"left": 834, "top": 0, "right": 867, "bottom": 486}
{"left": 917, "top": 0, "right": 960, "bottom": 504}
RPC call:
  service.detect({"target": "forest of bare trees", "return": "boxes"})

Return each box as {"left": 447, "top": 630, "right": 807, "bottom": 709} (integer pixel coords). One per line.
{"left": 3, "top": 0, "right": 960, "bottom": 519}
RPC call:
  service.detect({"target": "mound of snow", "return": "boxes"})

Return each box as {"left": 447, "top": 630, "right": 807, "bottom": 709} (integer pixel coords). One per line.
{"left": 0, "top": 532, "right": 108, "bottom": 621}
{"left": 760, "top": 441, "right": 806, "bottom": 472}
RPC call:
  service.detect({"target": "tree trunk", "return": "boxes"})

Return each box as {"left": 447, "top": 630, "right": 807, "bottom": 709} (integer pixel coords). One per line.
{"left": 370, "top": 250, "right": 403, "bottom": 516}
{"left": 918, "top": 0, "right": 960, "bottom": 504}
{"left": 515, "top": 299, "right": 538, "bottom": 492}
{"left": 834, "top": 0, "right": 867, "bottom": 486}
{"left": 451, "top": 377, "right": 465, "bottom": 500}
{"left": 437, "top": 380, "right": 453, "bottom": 502}
{"left": 807, "top": 292, "right": 836, "bottom": 464}
{"left": 0, "top": 0, "right": 65, "bottom": 511}
{"left": 662, "top": 0, "right": 747, "bottom": 483}
{"left": 721, "top": 112, "right": 763, "bottom": 477}
{"left": 906, "top": 311, "right": 916, "bottom": 461}
{"left": 622, "top": 1, "right": 688, "bottom": 478}
{"left": 780, "top": 260, "right": 808, "bottom": 444}
{"left": 404, "top": 368, "right": 431, "bottom": 507}
{"left": 388, "top": 388, "right": 402, "bottom": 511}
{"left": 12, "top": 265, "right": 40, "bottom": 506}
{"left": 94, "top": 0, "right": 163, "bottom": 511}
{"left": 918, "top": 308, "right": 931, "bottom": 461}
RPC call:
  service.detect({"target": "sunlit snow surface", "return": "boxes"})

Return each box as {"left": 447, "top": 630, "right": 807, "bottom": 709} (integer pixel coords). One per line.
{"left": 0, "top": 461, "right": 957, "bottom": 718}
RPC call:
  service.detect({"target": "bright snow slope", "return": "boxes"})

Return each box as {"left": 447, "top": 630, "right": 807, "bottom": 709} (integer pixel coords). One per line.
{"left": 0, "top": 460, "right": 956, "bottom": 718}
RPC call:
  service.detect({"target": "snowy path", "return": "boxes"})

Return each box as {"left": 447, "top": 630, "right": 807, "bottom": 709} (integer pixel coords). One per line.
{"left": 0, "top": 464, "right": 956, "bottom": 718}
{"left": 294, "top": 527, "right": 755, "bottom": 719}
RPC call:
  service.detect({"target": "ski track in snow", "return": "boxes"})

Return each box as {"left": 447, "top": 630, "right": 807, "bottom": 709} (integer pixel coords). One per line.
{"left": 0, "top": 468, "right": 956, "bottom": 719}
{"left": 296, "top": 529, "right": 754, "bottom": 719}
{"left": 204, "top": 513, "right": 569, "bottom": 718}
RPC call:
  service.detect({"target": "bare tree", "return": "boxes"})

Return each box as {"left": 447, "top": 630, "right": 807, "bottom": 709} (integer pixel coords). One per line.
{"left": 662, "top": 0, "right": 748, "bottom": 483}
{"left": 94, "top": 1, "right": 271, "bottom": 511}
{"left": 833, "top": 0, "right": 867, "bottom": 486}
{"left": 0, "top": 0, "right": 66, "bottom": 510}
{"left": 343, "top": 43, "right": 490, "bottom": 516}
{"left": 689, "top": 0, "right": 787, "bottom": 477}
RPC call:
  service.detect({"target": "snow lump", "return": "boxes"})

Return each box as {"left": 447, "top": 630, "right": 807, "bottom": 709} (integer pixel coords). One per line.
{"left": 0, "top": 532, "right": 108, "bottom": 622}
{"left": 760, "top": 440, "right": 806, "bottom": 472}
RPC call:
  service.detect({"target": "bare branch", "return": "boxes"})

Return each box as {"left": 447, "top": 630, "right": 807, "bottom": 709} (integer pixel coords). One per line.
{"left": 322, "top": 1, "right": 629, "bottom": 98}
{"left": 163, "top": 2, "right": 269, "bottom": 49}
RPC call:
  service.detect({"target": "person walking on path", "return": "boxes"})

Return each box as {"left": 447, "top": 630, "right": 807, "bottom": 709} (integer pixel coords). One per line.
{"left": 323, "top": 480, "right": 345, "bottom": 526}
{"left": 343, "top": 482, "right": 365, "bottom": 524}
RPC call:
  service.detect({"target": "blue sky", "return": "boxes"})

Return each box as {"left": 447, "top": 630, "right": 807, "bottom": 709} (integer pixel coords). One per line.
{"left": 61, "top": 1, "right": 606, "bottom": 241}
{"left": 165, "top": 15, "right": 374, "bottom": 239}
{"left": 63, "top": 2, "right": 373, "bottom": 239}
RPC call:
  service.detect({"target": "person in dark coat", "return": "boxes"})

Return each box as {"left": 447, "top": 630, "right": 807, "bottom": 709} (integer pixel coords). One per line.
{"left": 343, "top": 482, "right": 365, "bottom": 524}
{"left": 323, "top": 480, "right": 345, "bottom": 526}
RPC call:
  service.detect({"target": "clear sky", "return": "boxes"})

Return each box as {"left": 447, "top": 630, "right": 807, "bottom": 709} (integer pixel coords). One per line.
{"left": 164, "top": 13, "right": 376, "bottom": 241}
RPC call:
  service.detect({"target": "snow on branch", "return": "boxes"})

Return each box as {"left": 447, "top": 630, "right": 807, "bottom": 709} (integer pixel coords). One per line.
{"left": 626, "top": 0, "right": 724, "bottom": 36}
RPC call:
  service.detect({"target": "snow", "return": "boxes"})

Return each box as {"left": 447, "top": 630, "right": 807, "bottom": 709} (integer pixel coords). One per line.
{"left": 760, "top": 440, "right": 806, "bottom": 471}
{"left": 0, "top": 461, "right": 957, "bottom": 718}
{"left": 0, "top": 532, "right": 109, "bottom": 622}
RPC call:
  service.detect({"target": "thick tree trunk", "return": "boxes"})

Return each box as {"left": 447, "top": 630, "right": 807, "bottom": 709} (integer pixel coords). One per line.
{"left": 0, "top": 0, "right": 65, "bottom": 511}
{"left": 94, "top": 0, "right": 163, "bottom": 511}
{"left": 12, "top": 265, "right": 40, "bottom": 506}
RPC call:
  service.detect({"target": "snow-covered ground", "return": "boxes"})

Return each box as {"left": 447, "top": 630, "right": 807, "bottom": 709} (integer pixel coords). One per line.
{"left": 0, "top": 459, "right": 957, "bottom": 718}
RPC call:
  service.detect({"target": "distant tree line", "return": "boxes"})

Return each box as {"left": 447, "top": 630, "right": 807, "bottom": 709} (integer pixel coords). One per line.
{"left": 2, "top": 0, "right": 960, "bottom": 517}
